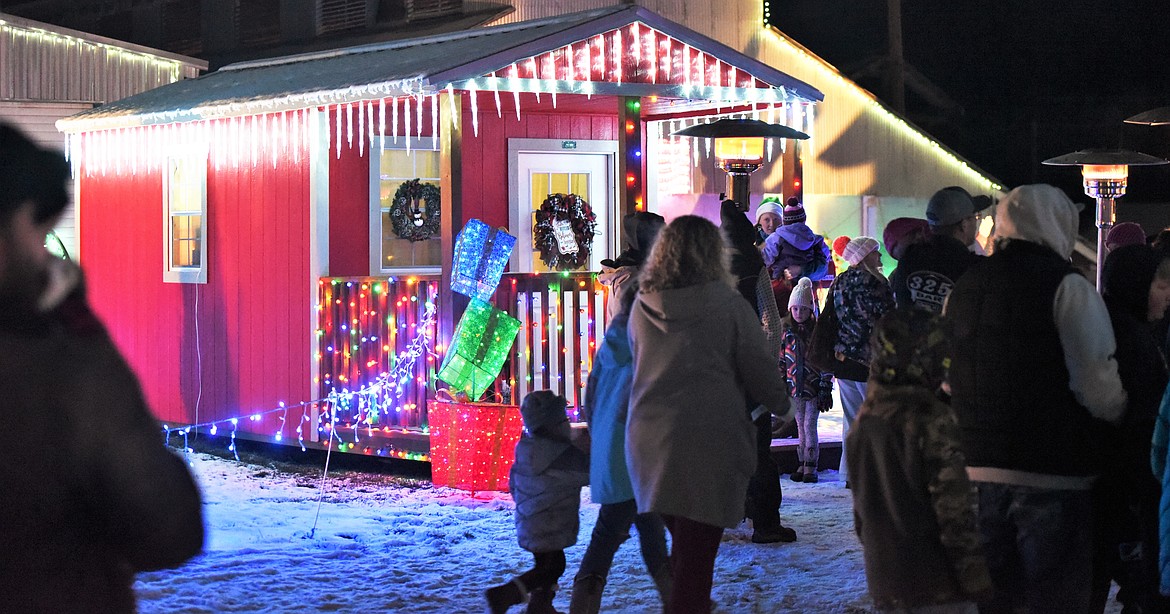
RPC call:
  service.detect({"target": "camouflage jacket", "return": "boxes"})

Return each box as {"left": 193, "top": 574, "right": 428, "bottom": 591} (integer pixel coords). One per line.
{"left": 846, "top": 383, "right": 992, "bottom": 608}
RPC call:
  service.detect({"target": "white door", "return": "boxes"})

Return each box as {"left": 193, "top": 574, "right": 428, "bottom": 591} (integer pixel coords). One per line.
{"left": 512, "top": 151, "right": 614, "bottom": 272}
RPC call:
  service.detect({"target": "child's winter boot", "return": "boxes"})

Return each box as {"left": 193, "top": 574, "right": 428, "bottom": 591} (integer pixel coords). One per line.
{"left": 486, "top": 578, "right": 527, "bottom": 614}
{"left": 790, "top": 464, "right": 805, "bottom": 482}
{"left": 802, "top": 461, "right": 819, "bottom": 483}
{"left": 525, "top": 585, "right": 561, "bottom": 614}
{"left": 568, "top": 575, "right": 604, "bottom": 614}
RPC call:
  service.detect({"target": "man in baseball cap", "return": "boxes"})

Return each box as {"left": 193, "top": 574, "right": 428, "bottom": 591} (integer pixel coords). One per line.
{"left": 890, "top": 187, "right": 990, "bottom": 312}
{"left": 926, "top": 186, "right": 993, "bottom": 231}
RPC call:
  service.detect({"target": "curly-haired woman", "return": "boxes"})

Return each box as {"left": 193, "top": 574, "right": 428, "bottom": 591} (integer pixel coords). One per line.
{"left": 626, "top": 215, "right": 791, "bottom": 614}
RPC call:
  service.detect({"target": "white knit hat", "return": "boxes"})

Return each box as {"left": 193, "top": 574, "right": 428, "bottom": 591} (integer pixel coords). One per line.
{"left": 755, "top": 201, "right": 783, "bottom": 224}
{"left": 788, "top": 277, "right": 815, "bottom": 311}
{"left": 843, "top": 236, "right": 880, "bottom": 266}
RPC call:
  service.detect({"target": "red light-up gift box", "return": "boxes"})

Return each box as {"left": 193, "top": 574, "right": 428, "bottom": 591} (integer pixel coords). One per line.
{"left": 427, "top": 398, "right": 523, "bottom": 493}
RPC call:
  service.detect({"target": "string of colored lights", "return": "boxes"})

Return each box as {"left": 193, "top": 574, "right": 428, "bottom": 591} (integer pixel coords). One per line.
{"left": 165, "top": 300, "right": 437, "bottom": 463}
{"left": 318, "top": 278, "right": 440, "bottom": 427}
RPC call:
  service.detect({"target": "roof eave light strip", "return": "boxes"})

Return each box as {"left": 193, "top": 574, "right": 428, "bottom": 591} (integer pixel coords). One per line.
{"left": 57, "top": 76, "right": 430, "bottom": 134}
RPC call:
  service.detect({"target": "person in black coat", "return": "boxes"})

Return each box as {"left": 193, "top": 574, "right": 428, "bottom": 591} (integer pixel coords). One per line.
{"left": 0, "top": 124, "right": 204, "bottom": 613}
{"left": 719, "top": 199, "right": 796, "bottom": 544}
{"left": 1090, "top": 244, "right": 1170, "bottom": 614}
{"left": 486, "top": 391, "right": 589, "bottom": 614}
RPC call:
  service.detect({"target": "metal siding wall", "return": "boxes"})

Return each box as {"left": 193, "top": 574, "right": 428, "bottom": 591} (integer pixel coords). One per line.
{"left": 743, "top": 16, "right": 1001, "bottom": 198}
{"left": 0, "top": 22, "right": 188, "bottom": 104}
{"left": 499, "top": 0, "right": 999, "bottom": 200}
{"left": 486, "top": 0, "right": 617, "bottom": 25}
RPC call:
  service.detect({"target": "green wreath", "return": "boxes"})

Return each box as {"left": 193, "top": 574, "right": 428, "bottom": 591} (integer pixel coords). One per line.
{"left": 533, "top": 193, "right": 597, "bottom": 270}
{"left": 390, "top": 179, "right": 441, "bottom": 242}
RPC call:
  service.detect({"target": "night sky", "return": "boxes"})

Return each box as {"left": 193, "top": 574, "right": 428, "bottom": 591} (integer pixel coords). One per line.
{"left": 769, "top": 0, "right": 1170, "bottom": 204}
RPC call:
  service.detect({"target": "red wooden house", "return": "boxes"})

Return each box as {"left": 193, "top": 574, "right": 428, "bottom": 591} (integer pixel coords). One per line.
{"left": 57, "top": 6, "right": 822, "bottom": 459}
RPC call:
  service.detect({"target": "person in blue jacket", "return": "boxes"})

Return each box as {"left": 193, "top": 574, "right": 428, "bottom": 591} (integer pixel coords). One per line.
{"left": 569, "top": 282, "right": 671, "bottom": 614}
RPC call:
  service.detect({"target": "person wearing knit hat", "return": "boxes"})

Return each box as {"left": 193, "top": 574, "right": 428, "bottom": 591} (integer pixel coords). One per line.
{"left": 486, "top": 390, "right": 589, "bottom": 613}
{"left": 754, "top": 198, "right": 784, "bottom": 241}
{"left": 843, "top": 236, "right": 880, "bottom": 267}
{"left": 1105, "top": 221, "right": 1147, "bottom": 253}
{"left": 831, "top": 235, "right": 853, "bottom": 273}
{"left": 0, "top": 123, "right": 206, "bottom": 614}
{"left": 882, "top": 217, "right": 931, "bottom": 261}
{"left": 825, "top": 234, "right": 895, "bottom": 487}
{"left": 787, "top": 276, "right": 815, "bottom": 311}
{"left": 762, "top": 199, "right": 833, "bottom": 284}
{"left": 781, "top": 277, "right": 834, "bottom": 483}
{"left": 889, "top": 186, "right": 986, "bottom": 313}
{"left": 847, "top": 308, "right": 993, "bottom": 611}
{"left": 782, "top": 197, "right": 807, "bottom": 226}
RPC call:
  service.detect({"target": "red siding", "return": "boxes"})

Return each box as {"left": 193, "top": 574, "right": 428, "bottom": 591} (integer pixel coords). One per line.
{"left": 327, "top": 103, "right": 440, "bottom": 276}
{"left": 76, "top": 98, "right": 619, "bottom": 444}
{"left": 327, "top": 108, "right": 371, "bottom": 276}
{"left": 78, "top": 114, "right": 313, "bottom": 440}
{"left": 327, "top": 97, "right": 621, "bottom": 271}
{"left": 462, "top": 96, "right": 619, "bottom": 229}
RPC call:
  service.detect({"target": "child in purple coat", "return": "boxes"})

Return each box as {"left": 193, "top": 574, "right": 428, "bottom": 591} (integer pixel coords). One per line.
{"left": 762, "top": 198, "right": 833, "bottom": 283}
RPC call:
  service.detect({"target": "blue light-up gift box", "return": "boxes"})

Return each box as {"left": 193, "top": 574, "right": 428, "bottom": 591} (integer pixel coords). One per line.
{"left": 450, "top": 219, "right": 516, "bottom": 302}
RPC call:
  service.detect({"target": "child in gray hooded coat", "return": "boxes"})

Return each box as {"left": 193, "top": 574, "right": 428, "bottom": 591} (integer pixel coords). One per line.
{"left": 486, "top": 391, "right": 590, "bottom": 614}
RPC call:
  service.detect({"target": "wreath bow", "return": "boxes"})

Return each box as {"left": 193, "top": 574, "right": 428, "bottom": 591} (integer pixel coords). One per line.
{"left": 533, "top": 193, "right": 597, "bottom": 270}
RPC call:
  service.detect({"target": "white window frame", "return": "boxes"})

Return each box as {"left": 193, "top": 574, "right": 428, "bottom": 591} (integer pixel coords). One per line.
{"left": 162, "top": 144, "right": 208, "bottom": 284}
{"left": 368, "top": 136, "right": 442, "bottom": 275}
{"left": 507, "top": 138, "right": 618, "bottom": 273}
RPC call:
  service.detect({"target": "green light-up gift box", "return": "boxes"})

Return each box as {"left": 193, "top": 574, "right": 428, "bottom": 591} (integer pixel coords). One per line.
{"left": 437, "top": 298, "right": 521, "bottom": 401}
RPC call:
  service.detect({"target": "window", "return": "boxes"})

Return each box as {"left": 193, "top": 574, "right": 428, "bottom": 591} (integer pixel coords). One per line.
{"left": 163, "top": 146, "right": 208, "bottom": 284}
{"left": 369, "top": 138, "right": 442, "bottom": 273}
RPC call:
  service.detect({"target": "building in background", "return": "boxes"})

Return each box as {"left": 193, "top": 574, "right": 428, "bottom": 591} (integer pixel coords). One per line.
{"left": 0, "top": 12, "right": 205, "bottom": 260}
{"left": 0, "top": 0, "right": 513, "bottom": 69}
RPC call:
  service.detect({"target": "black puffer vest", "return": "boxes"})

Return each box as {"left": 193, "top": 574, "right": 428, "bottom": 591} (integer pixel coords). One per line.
{"left": 946, "top": 240, "right": 1099, "bottom": 476}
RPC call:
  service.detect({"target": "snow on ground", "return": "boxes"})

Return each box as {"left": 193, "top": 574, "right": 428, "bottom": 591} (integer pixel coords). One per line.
{"left": 136, "top": 406, "right": 1121, "bottom": 613}
{"left": 137, "top": 448, "right": 869, "bottom": 614}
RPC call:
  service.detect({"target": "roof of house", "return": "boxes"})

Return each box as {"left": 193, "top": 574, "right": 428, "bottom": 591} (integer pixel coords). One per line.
{"left": 58, "top": 5, "right": 822, "bottom": 132}
{"left": 0, "top": 11, "right": 208, "bottom": 71}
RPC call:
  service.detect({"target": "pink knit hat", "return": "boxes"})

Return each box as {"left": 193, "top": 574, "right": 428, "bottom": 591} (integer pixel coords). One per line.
{"left": 1106, "top": 222, "right": 1146, "bottom": 252}
{"left": 882, "top": 217, "right": 930, "bottom": 260}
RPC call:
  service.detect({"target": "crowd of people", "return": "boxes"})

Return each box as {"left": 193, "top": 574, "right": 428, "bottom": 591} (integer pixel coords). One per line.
{"left": 11, "top": 115, "right": 1170, "bottom": 614}
{"left": 491, "top": 184, "right": 1170, "bottom": 614}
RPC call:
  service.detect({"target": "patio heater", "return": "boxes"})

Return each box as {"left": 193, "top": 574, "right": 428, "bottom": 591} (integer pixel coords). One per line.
{"left": 673, "top": 118, "right": 809, "bottom": 211}
{"left": 1042, "top": 149, "right": 1168, "bottom": 291}
{"left": 1125, "top": 106, "right": 1170, "bottom": 126}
